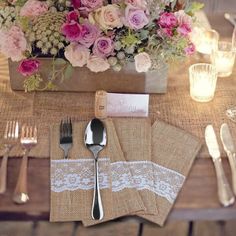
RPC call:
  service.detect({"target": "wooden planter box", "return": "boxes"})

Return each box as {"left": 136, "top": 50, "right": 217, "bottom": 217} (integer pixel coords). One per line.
{"left": 8, "top": 58, "right": 168, "bottom": 94}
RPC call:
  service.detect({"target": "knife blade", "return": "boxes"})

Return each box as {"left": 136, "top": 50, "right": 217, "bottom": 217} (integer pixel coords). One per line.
{"left": 205, "top": 125, "right": 235, "bottom": 206}
{"left": 220, "top": 123, "right": 236, "bottom": 195}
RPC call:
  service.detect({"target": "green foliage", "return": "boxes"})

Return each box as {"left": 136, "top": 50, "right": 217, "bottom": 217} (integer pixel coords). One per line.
{"left": 23, "top": 73, "right": 43, "bottom": 92}
{"left": 121, "top": 31, "right": 141, "bottom": 48}
{"left": 14, "top": 0, "right": 28, "bottom": 7}
{"left": 64, "top": 64, "right": 73, "bottom": 80}
{"left": 186, "top": 2, "right": 204, "bottom": 16}
{"left": 18, "top": 16, "right": 30, "bottom": 31}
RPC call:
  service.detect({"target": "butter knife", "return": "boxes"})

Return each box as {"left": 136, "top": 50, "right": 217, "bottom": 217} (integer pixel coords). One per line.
{"left": 220, "top": 123, "right": 236, "bottom": 195}
{"left": 205, "top": 125, "right": 235, "bottom": 206}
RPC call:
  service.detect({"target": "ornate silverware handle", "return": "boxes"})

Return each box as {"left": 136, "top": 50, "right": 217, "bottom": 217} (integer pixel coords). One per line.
{"left": 214, "top": 158, "right": 235, "bottom": 206}
{"left": 227, "top": 152, "right": 236, "bottom": 195}
{"left": 0, "top": 152, "right": 9, "bottom": 194}
{"left": 92, "top": 159, "right": 104, "bottom": 220}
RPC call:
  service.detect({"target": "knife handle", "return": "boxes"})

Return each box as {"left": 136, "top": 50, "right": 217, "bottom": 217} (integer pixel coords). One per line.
{"left": 227, "top": 152, "right": 236, "bottom": 196}
{"left": 213, "top": 158, "right": 235, "bottom": 207}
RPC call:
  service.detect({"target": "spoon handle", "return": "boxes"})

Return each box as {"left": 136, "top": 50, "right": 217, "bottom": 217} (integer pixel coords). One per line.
{"left": 92, "top": 159, "right": 104, "bottom": 220}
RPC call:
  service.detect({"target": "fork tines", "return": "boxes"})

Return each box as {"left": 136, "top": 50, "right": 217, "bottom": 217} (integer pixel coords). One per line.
{"left": 4, "top": 121, "right": 19, "bottom": 139}
{"left": 21, "top": 125, "right": 37, "bottom": 142}
{"left": 60, "top": 118, "right": 73, "bottom": 144}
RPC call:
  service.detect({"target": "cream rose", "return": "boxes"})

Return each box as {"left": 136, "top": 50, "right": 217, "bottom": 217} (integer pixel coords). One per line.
{"left": 89, "top": 4, "right": 123, "bottom": 30}
{"left": 134, "top": 52, "right": 151, "bottom": 73}
{"left": 87, "top": 55, "right": 110, "bottom": 72}
{"left": 65, "top": 43, "right": 90, "bottom": 67}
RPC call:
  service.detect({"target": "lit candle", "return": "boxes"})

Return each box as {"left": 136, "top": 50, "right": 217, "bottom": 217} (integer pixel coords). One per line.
{"left": 211, "top": 42, "right": 236, "bottom": 77}
{"left": 189, "top": 64, "right": 217, "bottom": 102}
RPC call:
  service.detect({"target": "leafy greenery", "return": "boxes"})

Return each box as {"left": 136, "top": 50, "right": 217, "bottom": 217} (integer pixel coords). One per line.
{"left": 186, "top": 2, "right": 204, "bottom": 16}
{"left": 23, "top": 74, "right": 43, "bottom": 92}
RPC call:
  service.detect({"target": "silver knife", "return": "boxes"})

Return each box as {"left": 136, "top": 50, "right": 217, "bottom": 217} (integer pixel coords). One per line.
{"left": 220, "top": 123, "right": 236, "bottom": 195}
{"left": 205, "top": 125, "right": 235, "bottom": 206}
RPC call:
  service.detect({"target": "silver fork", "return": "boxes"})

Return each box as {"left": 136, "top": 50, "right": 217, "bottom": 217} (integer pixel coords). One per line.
{"left": 0, "top": 121, "right": 19, "bottom": 194}
{"left": 59, "top": 118, "right": 73, "bottom": 159}
{"left": 12, "top": 125, "right": 37, "bottom": 204}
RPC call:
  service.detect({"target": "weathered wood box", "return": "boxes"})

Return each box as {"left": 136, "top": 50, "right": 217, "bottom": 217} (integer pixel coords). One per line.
{"left": 8, "top": 58, "right": 168, "bottom": 94}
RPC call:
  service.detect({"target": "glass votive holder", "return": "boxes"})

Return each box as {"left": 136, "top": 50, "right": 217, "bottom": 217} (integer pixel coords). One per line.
{"left": 189, "top": 63, "right": 218, "bottom": 102}
{"left": 193, "top": 28, "right": 219, "bottom": 55}
{"left": 211, "top": 41, "right": 236, "bottom": 77}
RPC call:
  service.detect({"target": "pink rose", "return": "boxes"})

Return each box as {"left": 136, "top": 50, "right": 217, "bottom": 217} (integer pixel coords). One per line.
{"left": 65, "top": 43, "right": 90, "bottom": 67}
{"left": 81, "top": 0, "right": 103, "bottom": 10}
{"left": 71, "top": 0, "right": 81, "bottom": 8}
{"left": 90, "top": 4, "right": 123, "bottom": 30}
{"left": 184, "top": 43, "right": 195, "bottom": 55}
{"left": 177, "top": 23, "right": 192, "bottom": 36}
{"left": 158, "top": 12, "right": 177, "bottom": 28}
{"left": 134, "top": 52, "right": 151, "bottom": 72}
{"left": 20, "top": 0, "right": 48, "bottom": 18}
{"left": 0, "top": 26, "right": 27, "bottom": 62}
{"left": 174, "top": 10, "right": 192, "bottom": 27}
{"left": 18, "top": 59, "right": 40, "bottom": 76}
{"left": 61, "top": 21, "right": 82, "bottom": 41}
{"left": 124, "top": 6, "right": 149, "bottom": 30}
{"left": 66, "top": 10, "right": 79, "bottom": 22}
{"left": 93, "top": 36, "right": 114, "bottom": 58}
{"left": 78, "top": 22, "right": 100, "bottom": 48}
{"left": 87, "top": 55, "right": 110, "bottom": 72}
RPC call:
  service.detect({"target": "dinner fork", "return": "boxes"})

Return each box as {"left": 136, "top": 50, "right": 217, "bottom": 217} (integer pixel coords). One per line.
{"left": 0, "top": 121, "right": 19, "bottom": 194}
{"left": 13, "top": 125, "right": 37, "bottom": 204}
{"left": 59, "top": 118, "right": 73, "bottom": 159}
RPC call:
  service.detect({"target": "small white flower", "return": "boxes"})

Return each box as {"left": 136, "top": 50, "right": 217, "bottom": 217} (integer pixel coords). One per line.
{"left": 134, "top": 52, "right": 151, "bottom": 73}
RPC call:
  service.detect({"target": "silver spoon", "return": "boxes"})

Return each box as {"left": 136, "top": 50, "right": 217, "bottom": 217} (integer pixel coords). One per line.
{"left": 84, "top": 118, "right": 106, "bottom": 220}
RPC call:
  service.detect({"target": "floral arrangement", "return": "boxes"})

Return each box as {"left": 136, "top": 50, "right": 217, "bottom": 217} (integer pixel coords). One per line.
{"left": 0, "top": 0, "right": 203, "bottom": 91}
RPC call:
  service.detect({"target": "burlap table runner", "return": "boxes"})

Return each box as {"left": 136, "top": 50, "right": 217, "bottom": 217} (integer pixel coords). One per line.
{"left": 112, "top": 118, "right": 157, "bottom": 215}
{"left": 140, "top": 120, "right": 202, "bottom": 226}
{"left": 50, "top": 119, "right": 145, "bottom": 222}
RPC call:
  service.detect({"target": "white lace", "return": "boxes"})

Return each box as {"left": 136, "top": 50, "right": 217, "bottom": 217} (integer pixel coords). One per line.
{"left": 51, "top": 159, "right": 185, "bottom": 203}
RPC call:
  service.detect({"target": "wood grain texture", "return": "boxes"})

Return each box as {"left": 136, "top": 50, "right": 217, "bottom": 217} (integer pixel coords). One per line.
{"left": 0, "top": 158, "right": 236, "bottom": 221}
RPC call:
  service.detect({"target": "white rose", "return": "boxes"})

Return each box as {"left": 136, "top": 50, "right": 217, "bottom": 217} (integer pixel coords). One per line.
{"left": 134, "top": 52, "right": 151, "bottom": 73}
{"left": 87, "top": 55, "right": 110, "bottom": 72}
{"left": 64, "top": 43, "right": 90, "bottom": 67}
{"left": 92, "top": 4, "right": 123, "bottom": 30}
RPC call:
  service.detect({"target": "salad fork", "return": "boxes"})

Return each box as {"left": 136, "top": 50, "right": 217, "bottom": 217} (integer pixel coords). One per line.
{"left": 59, "top": 118, "right": 73, "bottom": 159}
{"left": 0, "top": 121, "right": 19, "bottom": 194}
{"left": 13, "top": 125, "right": 37, "bottom": 204}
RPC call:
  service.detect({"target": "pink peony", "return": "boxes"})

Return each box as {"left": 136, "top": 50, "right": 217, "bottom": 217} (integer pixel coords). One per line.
{"left": 81, "top": 0, "right": 103, "bottom": 10}
{"left": 177, "top": 23, "right": 192, "bottom": 36}
{"left": 18, "top": 59, "right": 40, "bottom": 76}
{"left": 93, "top": 36, "right": 114, "bottom": 58}
{"left": 0, "top": 26, "right": 27, "bottom": 62}
{"left": 20, "top": 0, "right": 48, "bottom": 18}
{"left": 124, "top": 6, "right": 149, "bottom": 30}
{"left": 162, "top": 27, "right": 173, "bottom": 37}
{"left": 71, "top": 0, "right": 81, "bottom": 8}
{"left": 184, "top": 43, "right": 195, "bottom": 55}
{"left": 66, "top": 10, "right": 80, "bottom": 22}
{"left": 65, "top": 43, "right": 90, "bottom": 67}
{"left": 61, "top": 21, "right": 82, "bottom": 41}
{"left": 79, "top": 22, "right": 100, "bottom": 48}
{"left": 87, "top": 55, "right": 110, "bottom": 72}
{"left": 158, "top": 12, "right": 177, "bottom": 28}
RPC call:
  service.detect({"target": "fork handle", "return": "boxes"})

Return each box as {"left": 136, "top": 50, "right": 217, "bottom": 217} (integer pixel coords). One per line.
{"left": 0, "top": 152, "right": 10, "bottom": 194}
{"left": 13, "top": 152, "right": 29, "bottom": 204}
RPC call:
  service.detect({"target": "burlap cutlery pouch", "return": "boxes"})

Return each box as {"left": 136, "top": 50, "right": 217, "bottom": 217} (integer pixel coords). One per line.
{"left": 50, "top": 119, "right": 144, "bottom": 222}
{"left": 112, "top": 118, "right": 157, "bottom": 215}
{"left": 82, "top": 119, "right": 145, "bottom": 226}
{"left": 140, "top": 120, "right": 202, "bottom": 226}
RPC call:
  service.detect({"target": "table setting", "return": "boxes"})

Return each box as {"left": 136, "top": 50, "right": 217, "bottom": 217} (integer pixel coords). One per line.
{"left": 1, "top": 0, "right": 236, "bottom": 228}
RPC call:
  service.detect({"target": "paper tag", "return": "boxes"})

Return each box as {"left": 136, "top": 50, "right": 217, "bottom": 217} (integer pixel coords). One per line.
{"left": 95, "top": 91, "right": 149, "bottom": 118}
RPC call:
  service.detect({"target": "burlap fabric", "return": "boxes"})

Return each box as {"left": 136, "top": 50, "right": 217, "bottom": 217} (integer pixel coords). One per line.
{"left": 141, "top": 120, "right": 202, "bottom": 226}
{"left": 1, "top": 54, "right": 236, "bottom": 159}
{"left": 50, "top": 119, "right": 145, "bottom": 223}
{"left": 112, "top": 118, "right": 157, "bottom": 215}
